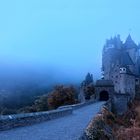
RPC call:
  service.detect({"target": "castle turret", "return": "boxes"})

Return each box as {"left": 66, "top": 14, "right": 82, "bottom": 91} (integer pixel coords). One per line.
{"left": 124, "top": 34, "right": 139, "bottom": 74}
{"left": 113, "top": 35, "right": 123, "bottom": 49}
{"left": 102, "top": 35, "right": 122, "bottom": 80}
{"left": 124, "top": 35, "right": 138, "bottom": 62}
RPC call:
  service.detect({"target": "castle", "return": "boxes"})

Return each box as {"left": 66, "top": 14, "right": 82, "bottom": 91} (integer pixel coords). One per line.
{"left": 102, "top": 35, "right": 140, "bottom": 98}
{"left": 95, "top": 34, "right": 140, "bottom": 114}
{"left": 79, "top": 34, "right": 140, "bottom": 115}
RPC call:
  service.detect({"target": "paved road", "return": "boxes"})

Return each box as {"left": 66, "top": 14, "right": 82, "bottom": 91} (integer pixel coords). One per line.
{"left": 0, "top": 102, "right": 105, "bottom": 140}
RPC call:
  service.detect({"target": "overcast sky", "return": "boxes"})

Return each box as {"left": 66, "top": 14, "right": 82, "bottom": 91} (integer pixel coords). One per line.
{"left": 0, "top": 0, "right": 140, "bottom": 84}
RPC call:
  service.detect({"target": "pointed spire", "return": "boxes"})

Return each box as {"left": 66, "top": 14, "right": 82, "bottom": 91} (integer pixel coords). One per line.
{"left": 124, "top": 34, "right": 137, "bottom": 48}
{"left": 125, "top": 34, "right": 133, "bottom": 43}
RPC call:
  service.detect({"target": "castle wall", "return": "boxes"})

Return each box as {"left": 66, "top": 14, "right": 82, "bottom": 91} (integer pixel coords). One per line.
{"left": 109, "top": 65, "right": 120, "bottom": 93}
{"left": 113, "top": 94, "right": 130, "bottom": 115}
{"left": 102, "top": 49, "right": 113, "bottom": 79}
{"left": 95, "top": 86, "right": 114, "bottom": 101}
{"left": 119, "top": 74, "right": 135, "bottom": 98}
{"left": 107, "top": 63, "right": 135, "bottom": 97}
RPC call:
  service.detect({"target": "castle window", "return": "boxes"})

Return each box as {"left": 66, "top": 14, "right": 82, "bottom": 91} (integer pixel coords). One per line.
{"left": 123, "top": 68, "right": 126, "bottom": 71}
{"left": 120, "top": 68, "right": 123, "bottom": 71}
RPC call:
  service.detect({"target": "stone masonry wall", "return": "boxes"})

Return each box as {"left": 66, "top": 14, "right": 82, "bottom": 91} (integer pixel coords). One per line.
{"left": 0, "top": 108, "right": 72, "bottom": 131}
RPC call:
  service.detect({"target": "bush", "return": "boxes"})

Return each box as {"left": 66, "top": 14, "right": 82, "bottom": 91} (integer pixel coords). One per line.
{"left": 34, "top": 94, "right": 49, "bottom": 112}
{"left": 85, "top": 107, "right": 115, "bottom": 140}
{"left": 0, "top": 108, "right": 17, "bottom": 115}
{"left": 116, "top": 99, "right": 140, "bottom": 140}
{"left": 18, "top": 106, "right": 37, "bottom": 113}
{"left": 47, "top": 85, "right": 76, "bottom": 110}
{"left": 116, "top": 120, "right": 140, "bottom": 140}
{"left": 0, "top": 85, "right": 77, "bottom": 114}
{"left": 83, "top": 84, "right": 95, "bottom": 100}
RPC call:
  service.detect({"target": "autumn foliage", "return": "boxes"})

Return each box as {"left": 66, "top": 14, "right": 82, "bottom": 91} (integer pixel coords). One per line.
{"left": 81, "top": 73, "right": 95, "bottom": 100}
{"left": 115, "top": 99, "right": 140, "bottom": 140}
{"left": 85, "top": 99, "right": 140, "bottom": 140}
{"left": 18, "top": 85, "right": 77, "bottom": 113}
{"left": 47, "top": 85, "right": 77, "bottom": 110}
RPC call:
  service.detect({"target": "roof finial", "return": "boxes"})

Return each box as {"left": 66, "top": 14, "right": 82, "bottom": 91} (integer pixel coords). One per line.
{"left": 129, "top": 28, "right": 132, "bottom": 35}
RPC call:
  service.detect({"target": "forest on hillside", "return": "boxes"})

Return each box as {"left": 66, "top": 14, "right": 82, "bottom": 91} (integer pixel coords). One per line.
{"left": 0, "top": 73, "right": 95, "bottom": 115}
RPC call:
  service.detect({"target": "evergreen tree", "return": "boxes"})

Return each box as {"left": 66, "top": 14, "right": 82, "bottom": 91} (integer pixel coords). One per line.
{"left": 85, "top": 73, "right": 93, "bottom": 85}
{"left": 80, "top": 73, "right": 95, "bottom": 100}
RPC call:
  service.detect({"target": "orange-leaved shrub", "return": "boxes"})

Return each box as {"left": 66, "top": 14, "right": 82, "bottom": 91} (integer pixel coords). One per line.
{"left": 116, "top": 99, "right": 140, "bottom": 140}
{"left": 47, "top": 85, "right": 77, "bottom": 110}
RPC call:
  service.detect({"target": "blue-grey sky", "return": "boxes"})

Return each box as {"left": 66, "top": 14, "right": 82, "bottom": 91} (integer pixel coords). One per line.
{"left": 0, "top": 0, "right": 140, "bottom": 84}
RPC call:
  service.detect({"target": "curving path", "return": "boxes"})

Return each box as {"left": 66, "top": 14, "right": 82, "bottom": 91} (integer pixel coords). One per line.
{"left": 0, "top": 102, "right": 105, "bottom": 140}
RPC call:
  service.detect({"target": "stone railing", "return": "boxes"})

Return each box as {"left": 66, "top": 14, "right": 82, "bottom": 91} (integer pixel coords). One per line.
{"left": 0, "top": 99, "right": 96, "bottom": 131}
{"left": 0, "top": 107, "right": 72, "bottom": 131}
{"left": 58, "top": 99, "right": 96, "bottom": 110}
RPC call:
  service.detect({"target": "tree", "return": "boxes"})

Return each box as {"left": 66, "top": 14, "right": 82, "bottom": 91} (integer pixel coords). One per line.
{"left": 85, "top": 73, "right": 93, "bottom": 85}
{"left": 47, "top": 85, "right": 76, "bottom": 110}
{"left": 81, "top": 73, "right": 95, "bottom": 100}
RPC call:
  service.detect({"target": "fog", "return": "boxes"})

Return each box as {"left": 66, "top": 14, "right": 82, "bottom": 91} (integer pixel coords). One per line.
{"left": 0, "top": 0, "right": 140, "bottom": 92}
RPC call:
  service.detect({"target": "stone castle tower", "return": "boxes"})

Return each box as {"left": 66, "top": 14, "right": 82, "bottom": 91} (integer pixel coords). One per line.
{"left": 102, "top": 34, "right": 140, "bottom": 99}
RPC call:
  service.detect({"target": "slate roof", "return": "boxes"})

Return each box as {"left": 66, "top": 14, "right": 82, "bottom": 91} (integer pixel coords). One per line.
{"left": 124, "top": 34, "right": 137, "bottom": 49}
{"left": 111, "top": 50, "right": 134, "bottom": 67}
{"left": 109, "top": 49, "right": 135, "bottom": 75}
{"left": 119, "top": 51, "right": 134, "bottom": 66}
{"left": 121, "top": 66, "right": 134, "bottom": 75}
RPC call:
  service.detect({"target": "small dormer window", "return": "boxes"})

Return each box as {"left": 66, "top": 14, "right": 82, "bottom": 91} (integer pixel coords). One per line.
{"left": 123, "top": 68, "right": 126, "bottom": 71}
{"left": 120, "top": 67, "right": 126, "bottom": 73}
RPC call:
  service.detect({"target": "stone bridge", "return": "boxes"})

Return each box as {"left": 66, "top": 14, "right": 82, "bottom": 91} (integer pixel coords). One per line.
{"left": 0, "top": 101, "right": 105, "bottom": 140}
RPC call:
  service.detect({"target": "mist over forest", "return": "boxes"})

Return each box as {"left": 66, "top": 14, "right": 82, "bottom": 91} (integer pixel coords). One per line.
{"left": 0, "top": 61, "right": 96, "bottom": 94}
{"left": 0, "top": 0, "right": 140, "bottom": 116}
